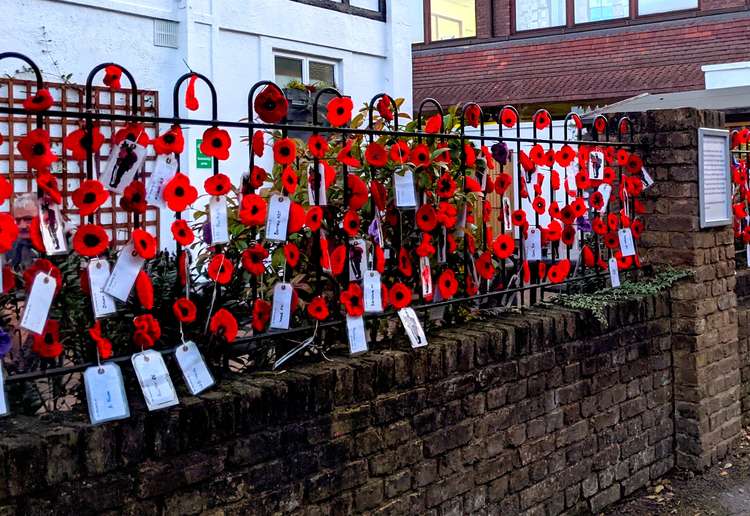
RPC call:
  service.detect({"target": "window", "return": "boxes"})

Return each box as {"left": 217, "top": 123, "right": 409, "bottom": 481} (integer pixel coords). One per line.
{"left": 575, "top": 0, "right": 629, "bottom": 23}
{"left": 274, "top": 54, "right": 338, "bottom": 88}
{"left": 638, "top": 0, "right": 697, "bottom": 15}
{"left": 515, "top": 0, "right": 566, "bottom": 31}
{"left": 429, "top": 0, "right": 476, "bottom": 41}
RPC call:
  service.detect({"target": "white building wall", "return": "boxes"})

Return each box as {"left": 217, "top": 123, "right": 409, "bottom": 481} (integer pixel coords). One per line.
{"left": 0, "top": 0, "right": 414, "bottom": 249}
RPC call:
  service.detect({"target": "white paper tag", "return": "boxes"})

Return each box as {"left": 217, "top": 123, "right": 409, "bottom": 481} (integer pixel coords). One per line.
{"left": 20, "top": 272, "right": 55, "bottom": 334}
{"left": 0, "top": 365, "right": 8, "bottom": 417}
{"left": 597, "top": 183, "right": 612, "bottom": 214}
{"left": 266, "top": 195, "right": 290, "bottom": 242}
{"left": 346, "top": 315, "right": 368, "bottom": 355}
{"left": 209, "top": 196, "right": 229, "bottom": 245}
{"left": 618, "top": 228, "right": 636, "bottom": 257}
{"left": 609, "top": 257, "right": 621, "bottom": 288}
{"left": 589, "top": 151, "right": 604, "bottom": 180}
{"left": 419, "top": 257, "right": 433, "bottom": 298}
{"left": 363, "top": 270, "right": 383, "bottom": 313}
{"left": 38, "top": 202, "right": 67, "bottom": 255}
{"left": 456, "top": 204, "right": 468, "bottom": 237}
{"left": 88, "top": 259, "right": 117, "bottom": 318}
{"left": 349, "top": 238, "right": 367, "bottom": 282}
{"left": 146, "top": 154, "right": 178, "bottom": 207}
{"left": 174, "top": 341, "right": 215, "bottom": 395}
{"left": 399, "top": 308, "right": 427, "bottom": 348}
{"left": 100, "top": 140, "right": 148, "bottom": 194}
{"left": 132, "top": 349, "right": 179, "bottom": 411}
{"left": 270, "top": 282, "right": 293, "bottom": 330}
{"left": 394, "top": 168, "right": 417, "bottom": 208}
{"left": 104, "top": 242, "right": 145, "bottom": 302}
{"left": 641, "top": 167, "right": 654, "bottom": 190}
{"left": 525, "top": 227, "right": 542, "bottom": 261}
{"left": 307, "top": 163, "right": 328, "bottom": 206}
{"left": 84, "top": 362, "right": 130, "bottom": 425}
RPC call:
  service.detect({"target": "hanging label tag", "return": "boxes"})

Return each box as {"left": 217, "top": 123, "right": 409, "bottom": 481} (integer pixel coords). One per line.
{"left": 84, "top": 362, "right": 130, "bottom": 425}
{"left": 100, "top": 140, "right": 148, "bottom": 194}
{"left": 399, "top": 308, "right": 427, "bottom": 348}
{"left": 363, "top": 270, "right": 383, "bottom": 313}
{"left": 265, "top": 195, "right": 290, "bottom": 242}
{"left": 609, "top": 257, "right": 621, "bottom": 288}
{"left": 346, "top": 315, "right": 368, "bottom": 355}
{"left": 88, "top": 259, "right": 117, "bottom": 318}
{"left": 320, "top": 234, "right": 332, "bottom": 274}
{"left": 174, "top": 341, "right": 214, "bottom": 395}
{"left": 307, "top": 163, "right": 328, "bottom": 206}
{"left": 589, "top": 151, "right": 604, "bottom": 181}
{"left": 419, "top": 257, "right": 433, "bottom": 299}
{"left": 132, "top": 349, "right": 179, "bottom": 411}
{"left": 38, "top": 202, "right": 68, "bottom": 255}
{"left": 502, "top": 197, "right": 512, "bottom": 229}
{"left": 20, "top": 272, "right": 55, "bottom": 334}
{"left": 0, "top": 365, "right": 8, "bottom": 417}
{"left": 394, "top": 168, "right": 417, "bottom": 208}
{"left": 209, "top": 196, "right": 229, "bottom": 245}
{"left": 146, "top": 154, "right": 178, "bottom": 207}
{"left": 455, "top": 204, "right": 468, "bottom": 237}
{"left": 597, "top": 183, "right": 612, "bottom": 214}
{"left": 270, "top": 282, "right": 293, "bottom": 330}
{"left": 437, "top": 227, "right": 447, "bottom": 264}
{"left": 641, "top": 167, "right": 654, "bottom": 190}
{"left": 525, "top": 228, "right": 542, "bottom": 261}
{"left": 104, "top": 242, "right": 145, "bottom": 302}
{"left": 618, "top": 228, "right": 636, "bottom": 257}
{"left": 349, "top": 238, "right": 367, "bottom": 282}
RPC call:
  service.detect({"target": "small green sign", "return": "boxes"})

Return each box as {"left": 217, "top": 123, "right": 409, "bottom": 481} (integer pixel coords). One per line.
{"left": 195, "top": 139, "right": 212, "bottom": 169}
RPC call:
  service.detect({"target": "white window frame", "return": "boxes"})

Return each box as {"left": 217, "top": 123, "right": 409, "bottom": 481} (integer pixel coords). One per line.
{"left": 273, "top": 51, "right": 340, "bottom": 88}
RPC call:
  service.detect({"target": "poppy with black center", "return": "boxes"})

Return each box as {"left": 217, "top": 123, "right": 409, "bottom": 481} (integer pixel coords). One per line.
{"left": 281, "top": 167, "right": 298, "bottom": 194}
{"left": 492, "top": 233, "right": 515, "bottom": 260}
{"left": 204, "top": 173, "right": 232, "bottom": 196}
{"left": 273, "top": 137, "right": 297, "bottom": 165}
{"left": 207, "top": 253, "right": 234, "bottom": 284}
{"left": 342, "top": 210, "right": 361, "bottom": 237}
{"left": 377, "top": 95, "right": 395, "bottom": 121}
{"left": 171, "top": 219, "right": 194, "bottom": 246}
{"left": 340, "top": 283, "right": 364, "bottom": 317}
{"left": 32, "top": 320, "right": 62, "bottom": 359}
{"left": 416, "top": 204, "right": 437, "bottom": 232}
{"left": 438, "top": 269, "right": 458, "bottom": 299}
{"left": 307, "top": 296, "right": 329, "bottom": 321}
{"left": 555, "top": 145, "right": 576, "bottom": 167}
{"left": 604, "top": 231, "right": 619, "bottom": 250}
{"left": 307, "top": 134, "right": 328, "bottom": 159}
{"left": 464, "top": 104, "right": 482, "bottom": 128}
{"left": 305, "top": 206, "right": 323, "bottom": 231}
{"left": 211, "top": 308, "right": 239, "bottom": 342}
{"left": 73, "top": 179, "right": 109, "bottom": 216}
{"left": 326, "top": 96, "right": 354, "bottom": 127}
{"left": 132, "top": 228, "right": 157, "bottom": 259}
{"left": 23, "top": 89, "right": 53, "bottom": 112}
{"left": 511, "top": 209, "right": 527, "bottom": 227}
{"left": 153, "top": 125, "right": 184, "bottom": 155}
{"left": 251, "top": 300, "right": 272, "bottom": 333}
{"left": 163, "top": 173, "right": 198, "bottom": 212}
{"left": 398, "top": 247, "right": 413, "bottom": 277}
{"left": 284, "top": 243, "right": 300, "bottom": 268}
{"left": 254, "top": 85, "right": 288, "bottom": 124}
{"left": 589, "top": 191, "right": 605, "bottom": 211}
{"left": 365, "top": 142, "right": 388, "bottom": 168}
{"left": 347, "top": 175, "right": 369, "bottom": 211}
{"left": 241, "top": 244, "right": 269, "bottom": 276}
{"left": 437, "top": 172, "right": 456, "bottom": 199}
{"left": 476, "top": 251, "right": 495, "bottom": 280}
{"left": 626, "top": 154, "right": 643, "bottom": 174}
{"left": 121, "top": 181, "right": 147, "bottom": 214}
{"left": 200, "top": 126, "right": 231, "bottom": 161}
{"left": 173, "top": 297, "right": 197, "bottom": 324}
{"left": 532, "top": 196, "right": 546, "bottom": 215}
{"left": 114, "top": 122, "right": 150, "bottom": 147}
{"left": 103, "top": 65, "right": 122, "bottom": 89}
{"left": 534, "top": 111, "right": 551, "bottom": 130}
{"left": 561, "top": 225, "right": 576, "bottom": 246}
{"left": 248, "top": 165, "right": 267, "bottom": 190}
{"left": 389, "top": 140, "right": 410, "bottom": 163}
{"left": 73, "top": 224, "right": 109, "bottom": 257}
{"left": 500, "top": 107, "right": 517, "bottom": 128}
{"left": 37, "top": 172, "right": 62, "bottom": 204}
{"left": 63, "top": 126, "right": 105, "bottom": 161}
{"left": 409, "top": 143, "right": 431, "bottom": 168}
{"left": 337, "top": 139, "right": 361, "bottom": 168}
{"left": 389, "top": 282, "right": 411, "bottom": 309}
{"left": 17, "top": 128, "right": 57, "bottom": 171}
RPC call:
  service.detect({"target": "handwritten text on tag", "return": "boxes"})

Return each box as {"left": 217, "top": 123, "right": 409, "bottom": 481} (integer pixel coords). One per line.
{"left": 270, "top": 282, "right": 293, "bottom": 330}
{"left": 618, "top": 228, "right": 636, "bottom": 257}
{"left": 104, "top": 242, "right": 145, "bottom": 302}
{"left": 209, "top": 196, "right": 229, "bottom": 245}
{"left": 132, "top": 350, "right": 179, "bottom": 411}
{"left": 346, "top": 316, "right": 368, "bottom": 355}
{"left": 20, "top": 272, "right": 55, "bottom": 334}
{"left": 146, "top": 154, "right": 178, "bottom": 207}
{"left": 394, "top": 168, "right": 417, "bottom": 208}
{"left": 84, "top": 363, "right": 130, "bottom": 425}
{"left": 609, "top": 257, "right": 621, "bottom": 288}
{"left": 266, "top": 195, "right": 290, "bottom": 242}
{"left": 525, "top": 228, "right": 542, "bottom": 261}
{"left": 175, "top": 341, "right": 215, "bottom": 395}
{"left": 88, "top": 259, "right": 117, "bottom": 318}
{"left": 364, "top": 271, "right": 383, "bottom": 313}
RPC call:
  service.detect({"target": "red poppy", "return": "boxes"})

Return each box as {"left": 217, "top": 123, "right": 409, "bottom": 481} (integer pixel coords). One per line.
{"left": 626, "top": 154, "right": 643, "bottom": 174}
{"left": 339, "top": 283, "right": 364, "bottom": 317}
{"left": 73, "top": 224, "right": 109, "bottom": 257}
{"left": 492, "top": 233, "right": 515, "bottom": 260}
{"left": 371, "top": 180, "right": 387, "bottom": 211}
{"left": 582, "top": 245, "right": 595, "bottom": 268}
{"left": 36, "top": 172, "right": 62, "bottom": 204}
{"left": 398, "top": 247, "right": 413, "bottom": 277}
{"left": 330, "top": 244, "right": 346, "bottom": 276}
{"left": 570, "top": 198, "right": 587, "bottom": 218}
{"left": 288, "top": 201, "right": 306, "bottom": 234}
{"left": 604, "top": 231, "right": 619, "bottom": 250}
{"left": 114, "top": 123, "right": 150, "bottom": 147}
{"left": 494, "top": 173, "right": 512, "bottom": 195}
{"left": 424, "top": 114, "right": 442, "bottom": 134}
{"left": 307, "top": 134, "right": 328, "bottom": 159}
{"left": 29, "top": 218, "right": 44, "bottom": 252}
{"left": 63, "top": 126, "right": 105, "bottom": 161}
{"left": 607, "top": 212, "right": 619, "bottom": 231}
{"left": 131, "top": 228, "right": 156, "bottom": 259}
{"left": 416, "top": 204, "right": 437, "bottom": 232}
{"left": 103, "top": 65, "right": 122, "bottom": 89}
{"left": 23, "top": 89, "right": 53, "bottom": 112}
{"left": 624, "top": 176, "right": 643, "bottom": 197}
{"left": 390, "top": 141, "right": 410, "bottom": 163}
{"left": 530, "top": 144, "right": 546, "bottom": 166}
{"left": 465, "top": 176, "right": 482, "bottom": 193}
{"left": 133, "top": 313, "right": 161, "bottom": 349}
{"left": 211, "top": 308, "right": 239, "bottom": 342}
{"left": 274, "top": 137, "right": 297, "bottom": 165}
{"left": 251, "top": 300, "right": 272, "bottom": 333}
{"left": 23, "top": 259, "right": 61, "bottom": 296}
{"left": 252, "top": 130, "right": 265, "bottom": 157}
{"left": 284, "top": 242, "right": 300, "bottom": 268}
{"left": 337, "top": 139, "right": 361, "bottom": 168}
{"left": 343, "top": 209, "right": 360, "bottom": 237}
{"left": 32, "top": 320, "right": 62, "bottom": 359}
{"left": 437, "top": 173, "right": 457, "bottom": 199}
{"left": 254, "top": 84, "right": 288, "bottom": 124}
{"left": 631, "top": 219, "right": 644, "bottom": 239}
{"left": 437, "top": 202, "right": 458, "bottom": 228}
{"left": 200, "top": 126, "right": 231, "bottom": 160}
{"left": 437, "top": 269, "right": 458, "bottom": 299}
{"left": 178, "top": 251, "right": 188, "bottom": 287}
{"left": 163, "top": 173, "right": 198, "bottom": 212}
{"left": 365, "top": 142, "right": 388, "bottom": 167}
{"left": 207, "top": 253, "right": 234, "bottom": 284}
{"left": 120, "top": 181, "right": 147, "bottom": 214}
{"left": 616, "top": 149, "right": 630, "bottom": 167}
{"left": 416, "top": 233, "right": 436, "bottom": 257}
{"left": 556, "top": 145, "right": 576, "bottom": 167}
{"left": 377, "top": 95, "right": 394, "bottom": 121}
{"left": 561, "top": 224, "right": 576, "bottom": 246}
{"left": 281, "top": 166, "right": 298, "bottom": 194}
{"left": 589, "top": 191, "right": 605, "bottom": 211}
{"left": 173, "top": 297, "right": 197, "bottom": 324}
{"left": 153, "top": 125, "right": 184, "bottom": 155}
{"left": 302, "top": 206, "right": 321, "bottom": 232}
{"left": 183, "top": 73, "right": 200, "bottom": 111}
{"left": 410, "top": 143, "right": 431, "bottom": 168}
{"left": 89, "top": 321, "right": 113, "bottom": 359}
{"left": 465, "top": 104, "right": 482, "bottom": 128}
{"left": 307, "top": 295, "right": 329, "bottom": 321}
{"left": 171, "top": 219, "right": 194, "bottom": 246}
{"left": 547, "top": 260, "right": 571, "bottom": 284}
{"left": 511, "top": 210, "right": 527, "bottom": 227}
{"left": 249, "top": 165, "right": 267, "bottom": 189}
{"left": 327, "top": 96, "right": 354, "bottom": 127}
{"left": 17, "top": 128, "right": 57, "bottom": 170}
{"left": 594, "top": 117, "right": 607, "bottom": 135}
{"left": 389, "top": 282, "right": 412, "bottom": 309}
{"left": 205, "top": 173, "right": 232, "bottom": 196}
{"left": 534, "top": 111, "right": 551, "bottom": 130}
{"left": 519, "top": 150, "right": 535, "bottom": 174}
{"left": 135, "top": 270, "right": 154, "bottom": 310}
{"left": 348, "top": 174, "right": 369, "bottom": 210}
{"left": 532, "top": 196, "right": 546, "bottom": 215}
{"left": 500, "top": 107, "right": 518, "bottom": 128}
{"left": 0, "top": 175, "right": 11, "bottom": 205}
{"left": 238, "top": 194, "right": 267, "bottom": 227}
{"left": 591, "top": 217, "right": 607, "bottom": 235}
{"left": 242, "top": 244, "right": 268, "bottom": 276}
{"left": 374, "top": 244, "right": 385, "bottom": 273}
{"left": 476, "top": 251, "right": 495, "bottom": 280}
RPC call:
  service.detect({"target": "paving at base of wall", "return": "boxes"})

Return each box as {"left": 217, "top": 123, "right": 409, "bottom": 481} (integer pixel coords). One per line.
{"left": 0, "top": 294, "right": 675, "bottom": 515}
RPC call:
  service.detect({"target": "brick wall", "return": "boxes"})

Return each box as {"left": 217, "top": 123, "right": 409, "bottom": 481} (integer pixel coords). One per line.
{"left": 0, "top": 296, "right": 674, "bottom": 515}
{"left": 736, "top": 269, "right": 750, "bottom": 425}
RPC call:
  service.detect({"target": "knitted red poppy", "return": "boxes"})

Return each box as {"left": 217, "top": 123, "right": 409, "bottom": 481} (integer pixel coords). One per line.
{"left": 239, "top": 194, "right": 267, "bottom": 227}
{"left": 409, "top": 143, "right": 431, "bottom": 168}
{"left": 281, "top": 166, "right": 298, "bottom": 194}
{"left": 437, "top": 269, "right": 458, "bottom": 299}
{"left": 241, "top": 244, "right": 268, "bottom": 276}
{"left": 63, "top": 126, "right": 105, "bottom": 161}
{"left": 284, "top": 243, "right": 300, "bottom": 268}
{"left": 103, "top": 65, "right": 122, "bottom": 89}
{"left": 398, "top": 247, "right": 413, "bottom": 277}
{"left": 17, "top": 128, "right": 57, "bottom": 170}
{"left": 207, "top": 253, "right": 234, "bottom": 284}
{"left": 308, "top": 296, "right": 329, "bottom": 321}
{"left": 416, "top": 204, "right": 437, "bottom": 232}
{"left": 340, "top": 283, "right": 364, "bottom": 317}
{"left": 365, "top": 142, "right": 388, "bottom": 167}
{"left": 273, "top": 137, "right": 297, "bottom": 165}
{"left": 337, "top": 139, "right": 361, "bottom": 168}
{"left": 492, "top": 233, "right": 515, "bottom": 260}
{"left": 255, "top": 85, "right": 288, "bottom": 124}
{"left": 163, "top": 173, "right": 198, "bottom": 212}
{"left": 132, "top": 228, "right": 157, "bottom": 259}
{"left": 476, "top": 251, "right": 495, "bottom": 280}
{"left": 153, "top": 125, "right": 184, "bottom": 155}
{"left": 200, "top": 127, "right": 231, "bottom": 161}
{"left": 173, "top": 297, "right": 197, "bottom": 324}
{"left": 327, "top": 96, "right": 354, "bottom": 127}
{"left": 32, "top": 320, "right": 62, "bottom": 359}
{"left": 23, "top": 89, "right": 53, "bottom": 112}
{"left": 114, "top": 122, "right": 150, "bottom": 147}
{"left": 307, "top": 134, "right": 328, "bottom": 159}
{"left": 73, "top": 224, "right": 109, "bottom": 257}
{"left": 211, "top": 308, "right": 238, "bottom": 342}
{"left": 389, "top": 282, "right": 412, "bottom": 309}
{"left": 342, "top": 210, "right": 360, "bottom": 237}
{"left": 205, "top": 173, "right": 232, "bottom": 196}
{"left": 135, "top": 270, "right": 154, "bottom": 310}
{"left": 390, "top": 141, "right": 410, "bottom": 163}
{"left": 347, "top": 175, "right": 369, "bottom": 211}
{"left": 120, "top": 181, "right": 147, "bottom": 214}
{"left": 500, "top": 107, "right": 517, "bottom": 128}
{"left": 251, "top": 300, "right": 271, "bottom": 333}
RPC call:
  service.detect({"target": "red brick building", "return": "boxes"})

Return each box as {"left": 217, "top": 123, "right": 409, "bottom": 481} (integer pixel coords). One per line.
{"left": 413, "top": 0, "right": 750, "bottom": 117}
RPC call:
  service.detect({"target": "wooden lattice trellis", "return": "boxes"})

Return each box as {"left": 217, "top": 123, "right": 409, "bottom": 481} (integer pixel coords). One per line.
{"left": 0, "top": 77, "right": 160, "bottom": 247}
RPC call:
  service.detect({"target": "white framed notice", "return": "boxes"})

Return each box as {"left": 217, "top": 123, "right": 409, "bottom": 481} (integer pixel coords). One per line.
{"left": 698, "top": 128, "right": 731, "bottom": 228}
